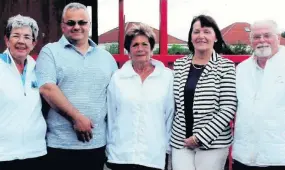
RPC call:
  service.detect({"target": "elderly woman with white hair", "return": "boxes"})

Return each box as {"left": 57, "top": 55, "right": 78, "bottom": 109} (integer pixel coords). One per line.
{"left": 0, "top": 15, "right": 47, "bottom": 169}
{"left": 106, "top": 23, "right": 174, "bottom": 170}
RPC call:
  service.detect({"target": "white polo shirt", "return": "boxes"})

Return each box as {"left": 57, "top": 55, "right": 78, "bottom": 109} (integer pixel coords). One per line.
{"left": 0, "top": 50, "right": 47, "bottom": 161}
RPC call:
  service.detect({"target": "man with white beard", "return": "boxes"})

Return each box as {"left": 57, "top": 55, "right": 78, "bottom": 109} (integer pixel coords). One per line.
{"left": 232, "top": 20, "right": 285, "bottom": 170}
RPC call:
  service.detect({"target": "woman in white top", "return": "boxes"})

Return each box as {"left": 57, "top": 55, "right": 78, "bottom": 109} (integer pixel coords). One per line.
{"left": 106, "top": 23, "right": 174, "bottom": 170}
{"left": 0, "top": 15, "right": 47, "bottom": 169}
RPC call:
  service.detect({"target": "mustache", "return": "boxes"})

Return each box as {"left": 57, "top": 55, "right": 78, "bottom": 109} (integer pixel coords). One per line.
{"left": 71, "top": 29, "right": 83, "bottom": 33}
{"left": 256, "top": 43, "right": 270, "bottom": 48}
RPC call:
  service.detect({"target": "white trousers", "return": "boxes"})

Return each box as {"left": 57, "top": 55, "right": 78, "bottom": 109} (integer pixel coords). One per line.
{"left": 172, "top": 147, "right": 229, "bottom": 170}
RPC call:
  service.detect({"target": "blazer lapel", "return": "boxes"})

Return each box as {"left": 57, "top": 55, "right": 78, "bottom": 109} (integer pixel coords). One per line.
{"left": 178, "top": 52, "right": 219, "bottom": 112}
{"left": 178, "top": 55, "right": 192, "bottom": 113}
{"left": 200, "top": 51, "right": 217, "bottom": 79}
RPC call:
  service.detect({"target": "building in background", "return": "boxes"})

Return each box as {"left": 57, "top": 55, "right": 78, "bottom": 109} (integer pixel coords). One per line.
{"left": 99, "top": 22, "right": 188, "bottom": 54}
{"left": 222, "top": 22, "right": 285, "bottom": 45}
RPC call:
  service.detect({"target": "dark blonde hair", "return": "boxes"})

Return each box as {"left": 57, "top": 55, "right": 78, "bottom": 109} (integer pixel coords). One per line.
{"left": 124, "top": 23, "right": 156, "bottom": 52}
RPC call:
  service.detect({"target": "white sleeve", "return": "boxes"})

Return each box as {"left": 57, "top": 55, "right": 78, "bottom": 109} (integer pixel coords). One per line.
{"left": 164, "top": 71, "right": 175, "bottom": 154}
{"left": 107, "top": 73, "right": 117, "bottom": 143}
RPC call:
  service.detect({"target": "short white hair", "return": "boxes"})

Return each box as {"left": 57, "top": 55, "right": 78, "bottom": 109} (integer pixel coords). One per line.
{"left": 250, "top": 20, "right": 280, "bottom": 40}
{"left": 5, "top": 14, "right": 39, "bottom": 41}
{"left": 62, "top": 2, "right": 88, "bottom": 20}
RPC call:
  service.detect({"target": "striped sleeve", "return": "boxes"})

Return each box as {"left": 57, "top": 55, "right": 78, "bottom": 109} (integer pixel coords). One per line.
{"left": 195, "top": 63, "right": 237, "bottom": 149}
{"left": 173, "top": 60, "right": 180, "bottom": 111}
{"left": 170, "top": 58, "right": 187, "bottom": 148}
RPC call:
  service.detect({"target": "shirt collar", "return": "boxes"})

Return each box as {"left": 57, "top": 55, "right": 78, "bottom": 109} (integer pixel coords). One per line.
{"left": 0, "top": 53, "right": 11, "bottom": 64}
{"left": 119, "top": 59, "right": 166, "bottom": 78}
{"left": 59, "top": 35, "right": 97, "bottom": 48}
{"left": 252, "top": 45, "right": 285, "bottom": 70}
{"left": 1, "top": 49, "right": 30, "bottom": 68}
{"left": 252, "top": 57, "right": 263, "bottom": 70}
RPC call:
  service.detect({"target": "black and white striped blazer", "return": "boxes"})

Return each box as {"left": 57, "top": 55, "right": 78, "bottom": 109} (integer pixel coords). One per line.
{"left": 170, "top": 51, "right": 237, "bottom": 149}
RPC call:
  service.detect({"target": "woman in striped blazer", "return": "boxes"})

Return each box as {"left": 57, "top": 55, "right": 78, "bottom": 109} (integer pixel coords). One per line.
{"left": 170, "top": 15, "right": 237, "bottom": 170}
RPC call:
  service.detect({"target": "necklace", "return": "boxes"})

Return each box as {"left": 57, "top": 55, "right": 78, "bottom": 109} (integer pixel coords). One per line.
{"left": 192, "top": 57, "right": 206, "bottom": 69}
{"left": 192, "top": 62, "right": 205, "bottom": 69}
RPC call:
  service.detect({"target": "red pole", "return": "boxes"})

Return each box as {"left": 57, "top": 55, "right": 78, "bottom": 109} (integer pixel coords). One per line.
{"left": 119, "top": 0, "right": 125, "bottom": 55}
{"left": 159, "top": 0, "right": 168, "bottom": 55}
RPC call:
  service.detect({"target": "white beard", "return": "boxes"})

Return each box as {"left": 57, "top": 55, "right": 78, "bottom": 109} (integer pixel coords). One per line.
{"left": 254, "top": 46, "right": 272, "bottom": 58}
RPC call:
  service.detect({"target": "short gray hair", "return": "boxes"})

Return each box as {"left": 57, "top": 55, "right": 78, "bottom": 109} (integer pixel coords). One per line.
{"left": 250, "top": 20, "right": 279, "bottom": 40}
{"left": 5, "top": 14, "right": 39, "bottom": 41}
{"left": 62, "top": 2, "right": 88, "bottom": 20}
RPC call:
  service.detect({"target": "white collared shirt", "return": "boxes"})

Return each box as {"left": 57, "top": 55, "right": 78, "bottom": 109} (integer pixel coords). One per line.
{"left": 106, "top": 59, "right": 174, "bottom": 169}
{"left": 233, "top": 46, "right": 285, "bottom": 166}
{"left": 0, "top": 50, "right": 47, "bottom": 161}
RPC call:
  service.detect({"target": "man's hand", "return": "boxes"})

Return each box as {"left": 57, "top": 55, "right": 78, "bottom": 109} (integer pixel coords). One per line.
{"left": 184, "top": 136, "right": 199, "bottom": 149}
{"left": 39, "top": 84, "right": 94, "bottom": 142}
{"left": 73, "top": 114, "right": 94, "bottom": 142}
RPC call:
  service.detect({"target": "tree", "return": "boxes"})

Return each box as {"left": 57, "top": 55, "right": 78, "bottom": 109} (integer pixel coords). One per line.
{"left": 229, "top": 43, "right": 253, "bottom": 55}
{"left": 105, "top": 43, "right": 119, "bottom": 54}
{"left": 153, "top": 45, "right": 191, "bottom": 55}
{"left": 168, "top": 44, "right": 191, "bottom": 55}
{"left": 153, "top": 48, "right": 160, "bottom": 54}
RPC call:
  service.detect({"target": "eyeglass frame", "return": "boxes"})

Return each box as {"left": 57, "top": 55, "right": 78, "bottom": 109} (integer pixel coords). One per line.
{"left": 62, "top": 20, "right": 90, "bottom": 27}
{"left": 251, "top": 32, "right": 278, "bottom": 41}
{"left": 10, "top": 33, "right": 34, "bottom": 42}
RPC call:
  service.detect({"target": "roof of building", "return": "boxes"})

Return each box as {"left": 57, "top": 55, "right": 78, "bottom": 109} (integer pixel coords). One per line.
{"left": 99, "top": 22, "right": 187, "bottom": 44}
{"left": 221, "top": 22, "right": 285, "bottom": 45}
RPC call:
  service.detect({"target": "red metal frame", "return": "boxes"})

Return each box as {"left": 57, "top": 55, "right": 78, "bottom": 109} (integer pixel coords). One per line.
{"left": 113, "top": 54, "right": 250, "bottom": 67}
{"left": 119, "top": 0, "right": 125, "bottom": 55}
{"left": 42, "top": 1, "right": 250, "bottom": 170}
{"left": 160, "top": 0, "right": 168, "bottom": 55}
{"left": 30, "top": 2, "right": 251, "bottom": 169}
{"left": 113, "top": 53, "right": 249, "bottom": 170}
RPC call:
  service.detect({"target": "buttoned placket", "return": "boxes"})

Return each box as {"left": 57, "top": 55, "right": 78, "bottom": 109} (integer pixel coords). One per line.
{"left": 250, "top": 60, "right": 265, "bottom": 164}
{"left": 7, "top": 57, "right": 32, "bottom": 153}
{"left": 133, "top": 71, "right": 155, "bottom": 162}
{"left": 21, "top": 63, "right": 28, "bottom": 96}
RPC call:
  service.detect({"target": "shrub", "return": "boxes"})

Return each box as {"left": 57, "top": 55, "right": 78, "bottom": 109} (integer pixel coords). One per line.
{"left": 105, "top": 43, "right": 119, "bottom": 54}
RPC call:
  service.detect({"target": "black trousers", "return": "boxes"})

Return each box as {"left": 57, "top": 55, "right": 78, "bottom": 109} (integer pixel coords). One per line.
{"left": 107, "top": 163, "right": 161, "bottom": 170}
{"left": 46, "top": 146, "right": 106, "bottom": 170}
{"left": 0, "top": 156, "right": 46, "bottom": 170}
{"left": 233, "top": 160, "right": 285, "bottom": 170}
{"left": 107, "top": 153, "right": 168, "bottom": 170}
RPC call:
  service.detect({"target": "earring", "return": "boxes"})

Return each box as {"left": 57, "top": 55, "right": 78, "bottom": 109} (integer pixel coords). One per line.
{"left": 215, "top": 40, "right": 218, "bottom": 43}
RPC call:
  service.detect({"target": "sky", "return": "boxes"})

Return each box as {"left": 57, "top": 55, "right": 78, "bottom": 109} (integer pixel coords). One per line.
{"left": 97, "top": 0, "right": 285, "bottom": 41}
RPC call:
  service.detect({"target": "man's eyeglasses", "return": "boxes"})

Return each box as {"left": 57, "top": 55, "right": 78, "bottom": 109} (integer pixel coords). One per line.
{"left": 63, "top": 20, "right": 89, "bottom": 27}
{"left": 252, "top": 33, "right": 276, "bottom": 41}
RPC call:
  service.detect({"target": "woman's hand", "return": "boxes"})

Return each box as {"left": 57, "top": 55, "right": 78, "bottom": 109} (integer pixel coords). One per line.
{"left": 184, "top": 135, "right": 199, "bottom": 149}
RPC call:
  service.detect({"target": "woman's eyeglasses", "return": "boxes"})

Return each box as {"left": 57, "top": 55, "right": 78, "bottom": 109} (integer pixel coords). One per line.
{"left": 10, "top": 34, "right": 33, "bottom": 42}
{"left": 63, "top": 20, "right": 89, "bottom": 27}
